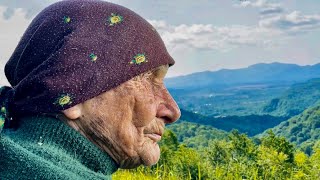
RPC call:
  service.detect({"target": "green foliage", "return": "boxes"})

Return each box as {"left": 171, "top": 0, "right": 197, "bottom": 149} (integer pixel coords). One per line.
{"left": 260, "top": 130, "right": 295, "bottom": 163}
{"left": 262, "top": 104, "right": 320, "bottom": 154}
{"left": 228, "top": 130, "right": 257, "bottom": 161}
{"left": 166, "top": 121, "right": 227, "bottom": 148}
{"left": 205, "top": 140, "right": 231, "bottom": 166}
{"left": 159, "top": 130, "right": 179, "bottom": 151}
{"left": 113, "top": 130, "right": 320, "bottom": 180}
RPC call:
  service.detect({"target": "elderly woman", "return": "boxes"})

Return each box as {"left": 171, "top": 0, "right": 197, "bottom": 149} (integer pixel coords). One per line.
{"left": 0, "top": 0, "right": 180, "bottom": 179}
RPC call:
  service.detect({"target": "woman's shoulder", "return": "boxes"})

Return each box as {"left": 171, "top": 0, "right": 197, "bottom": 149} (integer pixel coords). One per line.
{"left": 0, "top": 133, "right": 85, "bottom": 180}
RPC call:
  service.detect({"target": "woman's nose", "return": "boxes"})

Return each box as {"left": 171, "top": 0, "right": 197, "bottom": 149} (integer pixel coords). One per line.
{"left": 156, "top": 88, "right": 181, "bottom": 124}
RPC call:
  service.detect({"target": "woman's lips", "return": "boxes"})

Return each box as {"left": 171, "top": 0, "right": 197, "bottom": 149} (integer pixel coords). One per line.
{"left": 145, "top": 133, "right": 162, "bottom": 142}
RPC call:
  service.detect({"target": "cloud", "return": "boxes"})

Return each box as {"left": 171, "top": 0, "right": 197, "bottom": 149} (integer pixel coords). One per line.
{"left": 238, "top": 0, "right": 267, "bottom": 8}
{"left": 0, "top": 0, "right": 55, "bottom": 19}
{"left": 149, "top": 20, "right": 283, "bottom": 52}
{"left": 237, "top": 0, "right": 283, "bottom": 15}
{"left": 259, "top": 11, "right": 320, "bottom": 32}
{"left": 235, "top": 0, "right": 320, "bottom": 33}
{"left": 260, "top": 5, "right": 283, "bottom": 15}
{"left": 0, "top": 0, "right": 122, "bottom": 19}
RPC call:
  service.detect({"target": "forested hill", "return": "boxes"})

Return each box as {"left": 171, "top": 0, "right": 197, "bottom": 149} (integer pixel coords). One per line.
{"left": 262, "top": 78, "right": 320, "bottom": 117}
{"left": 165, "top": 62, "right": 320, "bottom": 89}
{"left": 261, "top": 104, "right": 320, "bottom": 154}
{"left": 179, "top": 109, "right": 288, "bottom": 136}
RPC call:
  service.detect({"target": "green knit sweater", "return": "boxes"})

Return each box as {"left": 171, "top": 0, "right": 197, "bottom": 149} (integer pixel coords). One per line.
{"left": 0, "top": 115, "right": 118, "bottom": 180}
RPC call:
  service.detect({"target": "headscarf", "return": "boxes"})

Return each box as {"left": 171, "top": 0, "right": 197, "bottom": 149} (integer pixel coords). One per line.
{"left": 0, "top": 0, "right": 175, "bottom": 132}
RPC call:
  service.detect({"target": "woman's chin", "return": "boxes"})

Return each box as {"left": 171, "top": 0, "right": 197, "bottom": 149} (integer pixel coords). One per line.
{"left": 118, "top": 143, "right": 160, "bottom": 169}
{"left": 140, "top": 142, "right": 161, "bottom": 166}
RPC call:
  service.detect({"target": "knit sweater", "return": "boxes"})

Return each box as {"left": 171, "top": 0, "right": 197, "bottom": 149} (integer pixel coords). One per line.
{"left": 0, "top": 115, "right": 118, "bottom": 180}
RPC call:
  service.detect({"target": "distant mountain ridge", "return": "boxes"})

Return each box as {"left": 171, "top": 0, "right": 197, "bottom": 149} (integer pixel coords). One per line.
{"left": 165, "top": 62, "right": 320, "bottom": 89}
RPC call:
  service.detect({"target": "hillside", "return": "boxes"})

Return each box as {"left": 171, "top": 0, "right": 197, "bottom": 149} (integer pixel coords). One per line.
{"left": 262, "top": 78, "right": 320, "bottom": 117}
{"left": 179, "top": 109, "right": 288, "bottom": 136}
{"left": 261, "top": 104, "right": 320, "bottom": 154}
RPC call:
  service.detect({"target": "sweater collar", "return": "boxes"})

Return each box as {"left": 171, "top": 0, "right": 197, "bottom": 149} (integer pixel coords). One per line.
{"left": 12, "top": 114, "right": 119, "bottom": 175}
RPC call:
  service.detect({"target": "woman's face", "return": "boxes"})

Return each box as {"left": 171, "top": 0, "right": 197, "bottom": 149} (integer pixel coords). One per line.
{"left": 64, "top": 65, "right": 181, "bottom": 168}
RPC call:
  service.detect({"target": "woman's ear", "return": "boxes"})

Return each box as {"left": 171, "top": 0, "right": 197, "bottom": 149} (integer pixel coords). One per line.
{"left": 63, "top": 104, "right": 82, "bottom": 120}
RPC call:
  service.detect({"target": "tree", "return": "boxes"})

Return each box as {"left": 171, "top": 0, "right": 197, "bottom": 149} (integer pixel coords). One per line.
{"left": 261, "top": 130, "right": 295, "bottom": 163}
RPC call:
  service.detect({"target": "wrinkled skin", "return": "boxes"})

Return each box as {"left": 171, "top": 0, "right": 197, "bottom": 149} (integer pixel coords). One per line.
{"left": 61, "top": 64, "right": 181, "bottom": 169}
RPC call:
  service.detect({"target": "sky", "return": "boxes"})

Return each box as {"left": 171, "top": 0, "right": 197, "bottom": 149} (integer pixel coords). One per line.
{"left": 0, "top": 0, "right": 319, "bottom": 85}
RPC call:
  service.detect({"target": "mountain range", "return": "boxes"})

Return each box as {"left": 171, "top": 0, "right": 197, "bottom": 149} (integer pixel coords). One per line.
{"left": 165, "top": 62, "right": 320, "bottom": 90}
{"left": 165, "top": 62, "right": 320, "bottom": 153}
